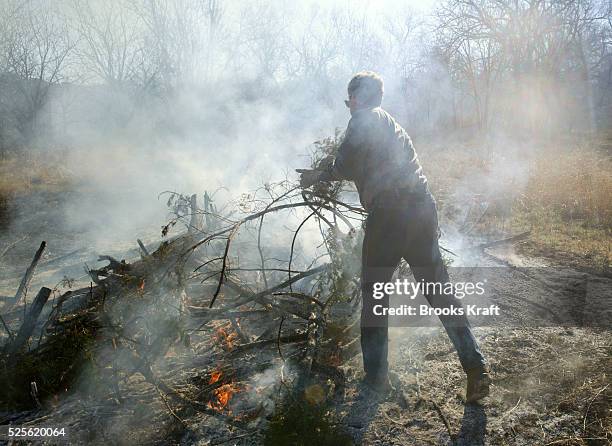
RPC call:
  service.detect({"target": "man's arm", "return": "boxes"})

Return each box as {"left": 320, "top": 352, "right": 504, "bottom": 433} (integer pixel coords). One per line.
{"left": 298, "top": 117, "right": 367, "bottom": 187}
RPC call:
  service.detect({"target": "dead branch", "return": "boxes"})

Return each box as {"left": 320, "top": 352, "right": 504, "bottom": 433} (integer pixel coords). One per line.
{"left": 38, "top": 248, "right": 85, "bottom": 269}
{"left": 288, "top": 210, "right": 318, "bottom": 293}
{"left": 0, "top": 235, "right": 28, "bottom": 259}
{"left": 6, "top": 287, "right": 52, "bottom": 356}
{"left": 11, "top": 241, "right": 46, "bottom": 309}
{"left": 272, "top": 292, "right": 324, "bottom": 309}
{"left": 137, "top": 239, "right": 150, "bottom": 257}
{"left": 227, "top": 333, "right": 307, "bottom": 355}
{"left": 199, "top": 263, "right": 329, "bottom": 314}
{"left": 295, "top": 305, "right": 321, "bottom": 393}
{"left": 0, "top": 314, "right": 13, "bottom": 340}
{"left": 209, "top": 226, "right": 240, "bottom": 308}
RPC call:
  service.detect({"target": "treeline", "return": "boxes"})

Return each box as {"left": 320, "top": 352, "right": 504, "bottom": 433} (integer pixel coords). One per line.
{"left": 0, "top": 0, "right": 611, "bottom": 151}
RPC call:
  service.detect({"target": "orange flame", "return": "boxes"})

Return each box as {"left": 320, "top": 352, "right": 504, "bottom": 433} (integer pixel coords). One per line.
{"left": 209, "top": 370, "right": 222, "bottom": 385}
{"left": 206, "top": 368, "right": 243, "bottom": 413}
{"left": 212, "top": 323, "right": 238, "bottom": 351}
{"left": 207, "top": 383, "right": 241, "bottom": 412}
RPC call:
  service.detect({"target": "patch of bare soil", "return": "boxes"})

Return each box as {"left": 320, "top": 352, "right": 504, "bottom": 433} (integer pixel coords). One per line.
{"left": 335, "top": 325, "right": 610, "bottom": 446}
{"left": 330, "top": 246, "right": 611, "bottom": 446}
{"left": 515, "top": 239, "right": 612, "bottom": 279}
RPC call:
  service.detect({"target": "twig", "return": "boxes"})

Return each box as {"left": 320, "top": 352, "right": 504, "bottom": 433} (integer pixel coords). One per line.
{"left": 277, "top": 316, "right": 285, "bottom": 361}
{"left": 194, "top": 256, "right": 225, "bottom": 273}
{"left": 184, "top": 200, "right": 352, "bottom": 256}
{"left": 382, "top": 408, "right": 405, "bottom": 426}
{"left": 257, "top": 214, "right": 268, "bottom": 289}
{"left": 154, "top": 384, "right": 187, "bottom": 427}
{"left": 583, "top": 383, "right": 609, "bottom": 432}
{"left": 272, "top": 292, "right": 324, "bottom": 308}
{"left": 191, "top": 264, "right": 329, "bottom": 332}
{"left": 38, "top": 248, "right": 84, "bottom": 268}
{"left": 439, "top": 245, "right": 457, "bottom": 257}
{"left": 220, "top": 267, "right": 305, "bottom": 274}
{"left": 430, "top": 399, "right": 455, "bottom": 441}
{"left": 303, "top": 190, "right": 366, "bottom": 215}
{"left": 500, "top": 397, "right": 521, "bottom": 420}
{"left": 0, "top": 313, "right": 14, "bottom": 340}
{"left": 188, "top": 308, "right": 268, "bottom": 319}
{"left": 288, "top": 210, "right": 317, "bottom": 292}
{"left": 228, "top": 333, "right": 306, "bottom": 355}
{"left": 0, "top": 235, "right": 27, "bottom": 259}
{"left": 209, "top": 227, "right": 240, "bottom": 308}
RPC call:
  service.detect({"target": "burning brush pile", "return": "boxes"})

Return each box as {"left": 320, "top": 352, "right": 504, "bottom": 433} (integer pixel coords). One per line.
{"left": 0, "top": 134, "right": 365, "bottom": 443}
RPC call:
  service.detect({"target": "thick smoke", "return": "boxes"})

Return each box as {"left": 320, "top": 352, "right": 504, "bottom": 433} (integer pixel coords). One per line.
{"left": 0, "top": 1, "right": 610, "bottom": 440}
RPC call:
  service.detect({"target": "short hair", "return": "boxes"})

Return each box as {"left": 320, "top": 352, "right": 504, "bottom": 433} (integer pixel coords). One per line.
{"left": 347, "top": 71, "right": 384, "bottom": 107}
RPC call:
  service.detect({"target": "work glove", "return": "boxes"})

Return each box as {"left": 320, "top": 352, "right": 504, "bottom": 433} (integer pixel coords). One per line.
{"left": 295, "top": 169, "right": 322, "bottom": 188}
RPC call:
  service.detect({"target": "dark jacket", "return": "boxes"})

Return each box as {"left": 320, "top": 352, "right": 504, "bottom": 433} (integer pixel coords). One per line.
{"left": 321, "top": 107, "right": 429, "bottom": 210}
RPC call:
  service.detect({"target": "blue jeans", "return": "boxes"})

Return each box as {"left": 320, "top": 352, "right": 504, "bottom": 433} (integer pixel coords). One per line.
{"left": 360, "top": 193, "right": 487, "bottom": 379}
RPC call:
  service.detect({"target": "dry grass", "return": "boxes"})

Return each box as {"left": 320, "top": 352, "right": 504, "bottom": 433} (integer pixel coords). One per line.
{"left": 422, "top": 140, "right": 612, "bottom": 272}
{"left": 0, "top": 150, "right": 72, "bottom": 196}
{"left": 0, "top": 150, "right": 72, "bottom": 228}
{"left": 512, "top": 145, "right": 611, "bottom": 272}
{"left": 518, "top": 145, "right": 611, "bottom": 229}
{"left": 1, "top": 141, "right": 610, "bottom": 271}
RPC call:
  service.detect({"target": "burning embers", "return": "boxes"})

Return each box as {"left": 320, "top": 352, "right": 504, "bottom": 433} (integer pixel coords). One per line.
{"left": 204, "top": 321, "right": 246, "bottom": 413}
{"left": 211, "top": 321, "right": 239, "bottom": 351}
{"left": 209, "top": 370, "right": 223, "bottom": 384}
{"left": 207, "top": 369, "right": 242, "bottom": 413}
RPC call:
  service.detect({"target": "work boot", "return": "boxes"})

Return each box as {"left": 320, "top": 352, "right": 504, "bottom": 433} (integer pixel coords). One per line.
{"left": 363, "top": 373, "right": 395, "bottom": 395}
{"left": 466, "top": 365, "right": 491, "bottom": 403}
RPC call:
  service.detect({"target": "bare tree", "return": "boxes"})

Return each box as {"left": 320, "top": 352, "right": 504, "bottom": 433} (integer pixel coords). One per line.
{"left": 1, "top": 0, "right": 73, "bottom": 143}
{"left": 70, "top": 0, "right": 150, "bottom": 88}
{"left": 131, "top": 0, "right": 225, "bottom": 90}
{"left": 434, "top": 0, "right": 611, "bottom": 134}
{"left": 234, "top": 1, "right": 291, "bottom": 82}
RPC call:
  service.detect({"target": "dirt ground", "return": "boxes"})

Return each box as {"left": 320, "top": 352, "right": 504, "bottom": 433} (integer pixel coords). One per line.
{"left": 0, "top": 188, "right": 610, "bottom": 446}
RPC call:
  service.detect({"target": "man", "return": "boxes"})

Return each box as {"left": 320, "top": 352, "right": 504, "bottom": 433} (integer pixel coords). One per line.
{"left": 297, "top": 71, "right": 490, "bottom": 402}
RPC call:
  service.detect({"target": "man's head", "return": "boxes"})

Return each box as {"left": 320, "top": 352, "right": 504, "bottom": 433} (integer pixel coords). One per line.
{"left": 345, "top": 71, "right": 384, "bottom": 114}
